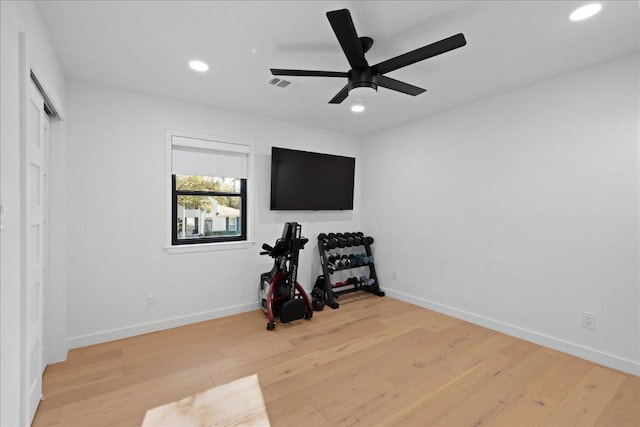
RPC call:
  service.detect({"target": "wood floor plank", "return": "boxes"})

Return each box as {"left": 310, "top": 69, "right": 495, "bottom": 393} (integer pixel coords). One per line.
{"left": 43, "top": 358, "right": 125, "bottom": 397}
{"left": 481, "top": 352, "right": 587, "bottom": 426}
{"left": 378, "top": 352, "right": 515, "bottom": 426}
{"left": 211, "top": 318, "right": 398, "bottom": 386}
{"left": 262, "top": 327, "right": 429, "bottom": 404}
{"left": 532, "top": 350, "right": 594, "bottom": 402}
{"left": 57, "top": 371, "right": 214, "bottom": 425}
{"left": 594, "top": 376, "right": 640, "bottom": 427}
{"left": 39, "top": 341, "right": 224, "bottom": 413}
{"left": 432, "top": 347, "right": 564, "bottom": 426}
{"left": 44, "top": 348, "right": 123, "bottom": 380}
{"left": 377, "top": 322, "right": 497, "bottom": 385}
{"left": 33, "top": 295, "right": 639, "bottom": 427}
{"left": 31, "top": 406, "right": 62, "bottom": 426}
{"left": 256, "top": 322, "right": 421, "bottom": 387}
{"left": 540, "top": 365, "right": 627, "bottom": 426}
{"left": 266, "top": 403, "right": 329, "bottom": 427}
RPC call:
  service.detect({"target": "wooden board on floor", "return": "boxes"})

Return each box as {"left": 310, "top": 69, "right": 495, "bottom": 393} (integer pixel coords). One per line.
{"left": 141, "top": 374, "right": 270, "bottom": 427}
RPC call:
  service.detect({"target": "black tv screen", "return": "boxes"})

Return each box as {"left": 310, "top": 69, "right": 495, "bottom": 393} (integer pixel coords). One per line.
{"left": 270, "top": 147, "right": 355, "bottom": 210}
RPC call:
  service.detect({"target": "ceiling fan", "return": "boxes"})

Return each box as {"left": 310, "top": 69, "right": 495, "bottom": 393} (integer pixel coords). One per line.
{"left": 271, "top": 8, "right": 467, "bottom": 104}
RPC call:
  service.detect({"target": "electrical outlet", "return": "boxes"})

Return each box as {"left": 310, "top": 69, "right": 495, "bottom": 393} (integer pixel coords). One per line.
{"left": 581, "top": 312, "right": 595, "bottom": 330}
{"left": 392, "top": 270, "right": 398, "bottom": 281}
{"left": 147, "top": 293, "right": 157, "bottom": 308}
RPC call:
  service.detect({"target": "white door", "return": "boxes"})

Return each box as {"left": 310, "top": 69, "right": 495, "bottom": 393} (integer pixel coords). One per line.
{"left": 25, "top": 80, "right": 47, "bottom": 423}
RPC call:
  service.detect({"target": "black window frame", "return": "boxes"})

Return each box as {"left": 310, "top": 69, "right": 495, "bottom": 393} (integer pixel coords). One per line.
{"left": 172, "top": 174, "right": 247, "bottom": 245}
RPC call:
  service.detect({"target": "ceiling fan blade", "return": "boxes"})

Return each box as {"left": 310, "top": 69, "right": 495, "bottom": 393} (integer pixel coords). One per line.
{"left": 374, "top": 33, "right": 466, "bottom": 75}
{"left": 377, "top": 75, "right": 426, "bottom": 96}
{"left": 328, "top": 85, "right": 349, "bottom": 104}
{"left": 326, "top": 9, "right": 368, "bottom": 69}
{"left": 270, "top": 69, "right": 348, "bottom": 78}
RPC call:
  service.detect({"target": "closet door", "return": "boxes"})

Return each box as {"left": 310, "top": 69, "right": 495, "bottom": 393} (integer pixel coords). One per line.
{"left": 25, "top": 79, "right": 47, "bottom": 423}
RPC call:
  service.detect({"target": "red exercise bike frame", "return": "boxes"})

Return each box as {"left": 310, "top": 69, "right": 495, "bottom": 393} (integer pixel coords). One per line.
{"left": 259, "top": 222, "right": 313, "bottom": 330}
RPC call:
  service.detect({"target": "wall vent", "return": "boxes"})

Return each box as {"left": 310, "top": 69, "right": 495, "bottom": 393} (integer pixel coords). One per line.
{"left": 269, "top": 78, "right": 291, "bottom": 88}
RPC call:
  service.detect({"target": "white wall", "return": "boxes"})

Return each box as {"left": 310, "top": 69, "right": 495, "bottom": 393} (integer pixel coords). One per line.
{"left": 65, "top": 79, "right": 362, "bottom": 347}
{"left": 1, "top": 1, "right": 67, "bottom": 424}
{"left": 362, "top": 54, "right": 640, "bottom": 375}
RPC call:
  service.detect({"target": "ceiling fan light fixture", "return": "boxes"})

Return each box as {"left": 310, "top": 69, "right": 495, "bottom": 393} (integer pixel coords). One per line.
{"left": 349, "top": 85, "right": 377, "bottom": 99}
{"left": 569, "top": 3, "right": 602, "bottom": 21}
{"left": 351, "top": 104, "right": 365, "bottom": 113}
{"left": 188, "top": 60, "right": 209, "bottom": 72}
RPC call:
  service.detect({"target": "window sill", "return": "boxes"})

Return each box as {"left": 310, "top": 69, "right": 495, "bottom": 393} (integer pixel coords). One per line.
{"left": 165, "top": 240, "right": 256, "bottom": 254}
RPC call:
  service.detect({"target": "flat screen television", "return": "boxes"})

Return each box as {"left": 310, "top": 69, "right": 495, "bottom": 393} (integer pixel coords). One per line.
{"left": 270, "top": 147, "right": 355, "bottom": 210}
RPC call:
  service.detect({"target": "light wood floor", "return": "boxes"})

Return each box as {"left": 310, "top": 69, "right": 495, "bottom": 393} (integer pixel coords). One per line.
{"left": 34, "top": 295, "right": 639, "bottom": 426}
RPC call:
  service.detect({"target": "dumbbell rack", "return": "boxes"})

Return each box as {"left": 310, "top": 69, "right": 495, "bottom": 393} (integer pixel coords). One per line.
{"left": 317, "top": 233, "right": 385, "bottom": 309}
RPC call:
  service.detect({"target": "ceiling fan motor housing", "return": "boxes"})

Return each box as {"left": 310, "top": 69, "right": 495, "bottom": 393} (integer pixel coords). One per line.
{"left": 348, "top": 68, "right": 379, "bottom": 92}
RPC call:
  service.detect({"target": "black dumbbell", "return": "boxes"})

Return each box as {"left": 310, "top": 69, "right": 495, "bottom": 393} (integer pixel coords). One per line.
{"left": 353, "top": 235, "right": 362, "bottom": 246}
{"left": 346, "top": 236, "right": 354, "bottom": 247}
{"left": 318, "top": 233, "right": 329, "bottom": 248}
{"left": 326, "top": 255, "right": 337, "bottom": 268}
{"left": 341, "top": 255, "right": 350, "bottom": 267}
{"left": 348, "top": 254, "right": 356, "bottom": 267}
{"left": 327, "top": 237, "right": 338, "bottom": 249}
{"left": 347, "top": 277, "right": 359, "bottom": 286}
{"left": 338, "top": 257, "right": 346, "bottom": 268}
{"left": 312, "top": 290, "right": 325, "bottom": 311}
{"left": 333, "top": 255, "right": 345, "bottom": 267}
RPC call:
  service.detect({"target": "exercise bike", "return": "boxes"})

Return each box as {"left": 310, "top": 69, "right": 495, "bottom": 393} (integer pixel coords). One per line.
{"left": 259, "top": 222, "right": 313, "bottom": 330}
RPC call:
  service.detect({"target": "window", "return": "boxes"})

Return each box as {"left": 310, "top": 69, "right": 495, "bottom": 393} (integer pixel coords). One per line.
{"left": 167, "top": 132, "right": 253, "bottom": 248}
{"left": 172, "top": 175, "right": 246, "bottom": 244}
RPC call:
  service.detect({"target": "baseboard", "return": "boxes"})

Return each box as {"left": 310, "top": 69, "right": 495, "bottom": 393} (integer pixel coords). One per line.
{"left": 46, "top": 346, "right": 68, "bottom": 365}
{"left": 67, "top": 302, "right": 260, "bottom": 349}
{"left": 382, "top": 288, "right": 640, "bottom": 377}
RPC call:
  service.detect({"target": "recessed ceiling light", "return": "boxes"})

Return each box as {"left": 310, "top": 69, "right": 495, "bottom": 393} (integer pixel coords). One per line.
{"left": 351, "top": 104, "right": 365, "bottom": 113}
{"left": 569, "top": 3, "right": 602, "bottom": 21}
{"left": 189, "top": 60, "right": 209, "bottom": 72}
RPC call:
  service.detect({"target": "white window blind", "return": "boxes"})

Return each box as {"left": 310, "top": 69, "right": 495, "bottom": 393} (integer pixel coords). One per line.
{"left": 171, "top": 136, "right": 249, "bottom": 179}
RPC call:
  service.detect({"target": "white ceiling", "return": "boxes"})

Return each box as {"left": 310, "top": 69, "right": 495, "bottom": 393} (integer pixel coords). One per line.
{"left": 37, "top": 1, "right": 639, "bottom": 136}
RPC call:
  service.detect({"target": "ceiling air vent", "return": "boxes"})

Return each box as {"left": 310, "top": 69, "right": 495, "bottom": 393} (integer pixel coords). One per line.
{"left": 269, "top": 77, "right": 291, "bottom": 88}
